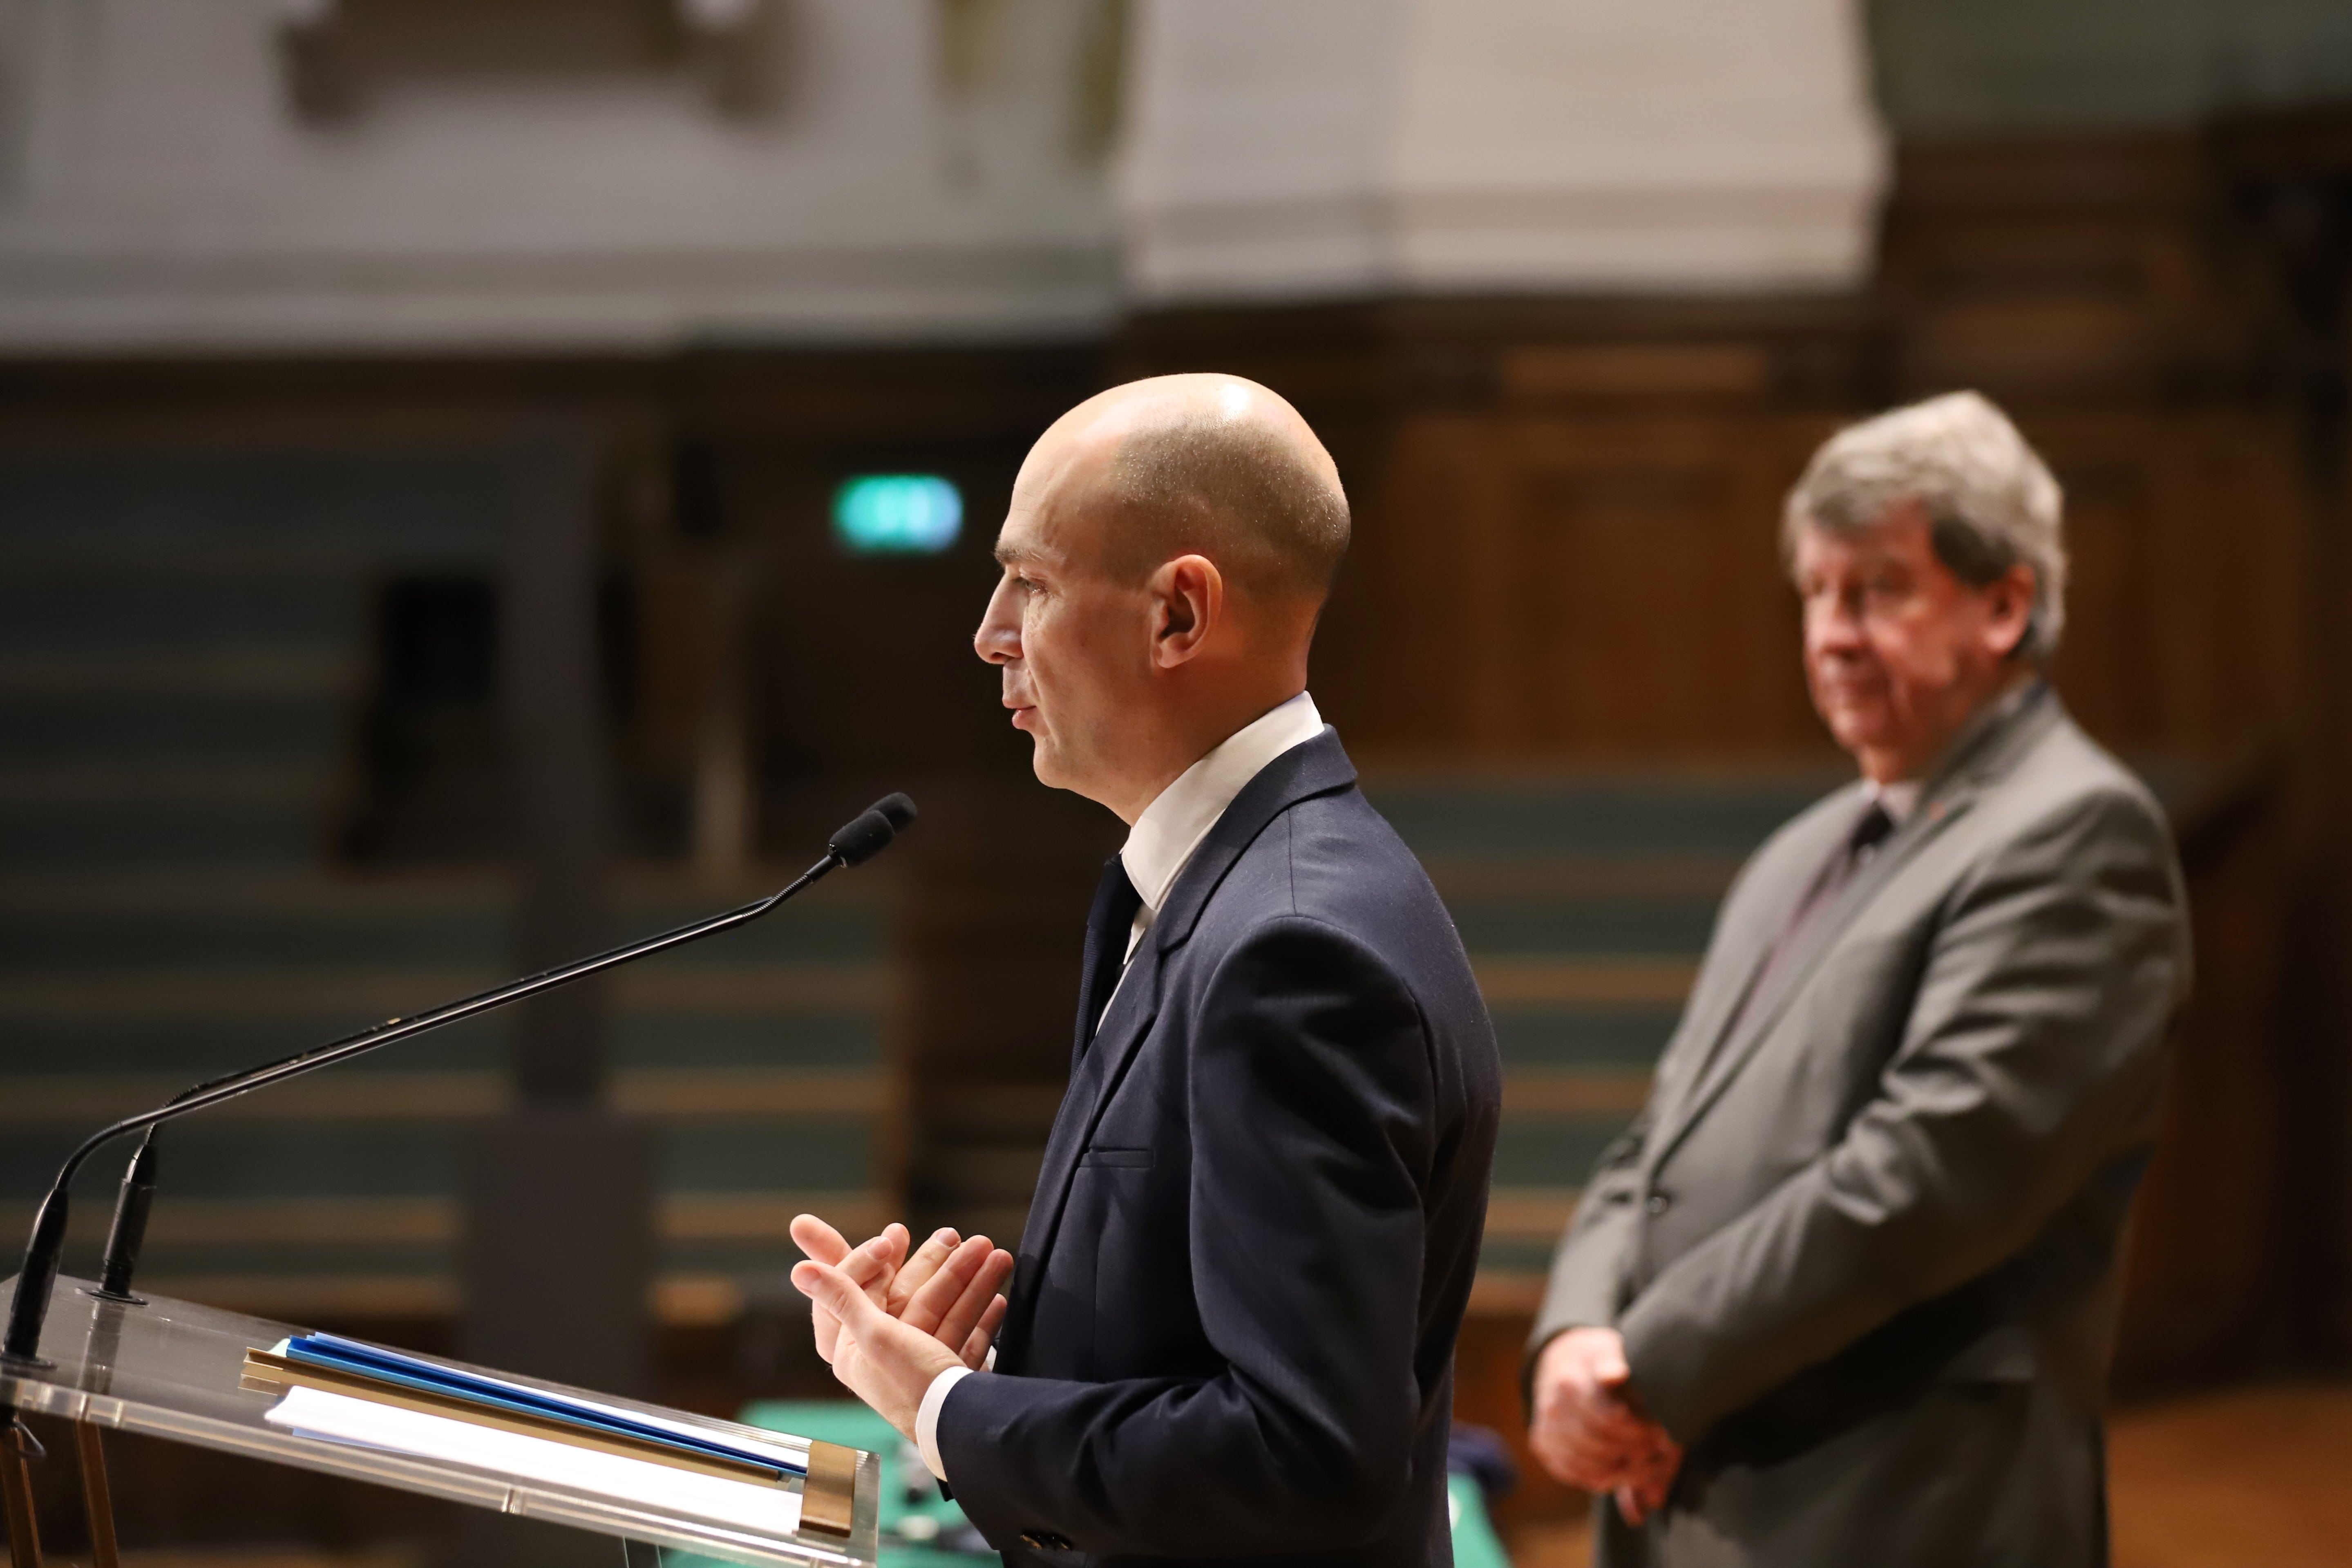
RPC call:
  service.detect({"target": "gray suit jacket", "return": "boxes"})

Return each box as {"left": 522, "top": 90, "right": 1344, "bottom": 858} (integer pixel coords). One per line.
{"left": 1530, "top": 687, "right": 2190, "bottom": 1567}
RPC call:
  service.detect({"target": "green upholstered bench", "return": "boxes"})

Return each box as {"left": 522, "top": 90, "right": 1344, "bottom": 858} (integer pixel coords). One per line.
{"left": 1364, "top": 774, "right": 1840, "bottom": 1312}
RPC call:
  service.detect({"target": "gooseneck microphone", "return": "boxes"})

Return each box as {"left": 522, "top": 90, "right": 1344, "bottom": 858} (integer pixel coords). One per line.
{"left": 1, "top": 794, "right": 917, "bottom": 1369}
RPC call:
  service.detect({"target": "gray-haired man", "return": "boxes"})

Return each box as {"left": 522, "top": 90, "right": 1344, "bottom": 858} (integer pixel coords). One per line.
{"left": 1525, "top": 391, "right": 2191, "bottom": 1565}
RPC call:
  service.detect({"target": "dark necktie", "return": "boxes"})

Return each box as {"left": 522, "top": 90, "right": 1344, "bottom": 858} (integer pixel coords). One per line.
{"left": 1073, "top": 856, "right": 1145, "bottom": 1063}
{"left": 1805, "top": 799, "right": 1896, "bottom": 923}
{"left": 1730, "top": 799, "right": 1897, "bottom": 1033}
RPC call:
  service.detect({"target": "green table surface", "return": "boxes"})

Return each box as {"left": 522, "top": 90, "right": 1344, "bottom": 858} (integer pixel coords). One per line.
{"left": 670, "top": 1400, "right": 1514, "bottom": 1567}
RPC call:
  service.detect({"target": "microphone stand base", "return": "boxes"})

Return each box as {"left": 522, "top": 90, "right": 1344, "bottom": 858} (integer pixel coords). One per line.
{"left": 83, "top": 1289, "right": 143, "bottom": 1308}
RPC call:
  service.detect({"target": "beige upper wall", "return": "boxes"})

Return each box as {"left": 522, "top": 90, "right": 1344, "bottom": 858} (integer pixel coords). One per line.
{"left": 0, "top": 0, "right": 1118, "bottom": 350}
{"left": 1118, "top": 0, "right": 1889, "bottom": 302}
{"left": 0, "top": 0, "right": 1889, "bottom": 350}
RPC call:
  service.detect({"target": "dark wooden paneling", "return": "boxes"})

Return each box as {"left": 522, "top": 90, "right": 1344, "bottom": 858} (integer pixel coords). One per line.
{"left": 1877, "top": 134, "right": 2245, "bottom": 403}
{"left": 1332, "top": 414, "right": 1834, "bottom": 760}
{"left": 2032, "top": 414, "right": 2312, "bottom": 758}
{"left": 2115, "top": 766, "right": 2297, "bottom": 1393}
{"left": 1313, "top": 405, "right": 2309, "bottom": 767}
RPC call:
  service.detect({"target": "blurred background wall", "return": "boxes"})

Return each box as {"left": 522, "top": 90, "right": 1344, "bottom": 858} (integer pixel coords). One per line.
{"left": 4, "top": 0, "right": 2352, "bottom": 1559}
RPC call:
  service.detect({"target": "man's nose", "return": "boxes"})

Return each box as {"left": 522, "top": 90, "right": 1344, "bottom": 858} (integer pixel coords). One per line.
{"left": 975, "top": 582, "right": 1020, "bottom": 666}
{"left": 1809, "top": 595, "right": 1867, "bottom": 650}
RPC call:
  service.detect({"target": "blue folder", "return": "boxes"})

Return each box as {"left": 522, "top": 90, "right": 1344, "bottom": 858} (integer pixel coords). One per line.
{"left": 280, "top": 1332, "right": 803, "bottom": 1480}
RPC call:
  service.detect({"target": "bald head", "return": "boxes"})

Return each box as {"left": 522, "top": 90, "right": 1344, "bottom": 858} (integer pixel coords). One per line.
{"left": 1032, "top": 374, "right": 1350, "bottom": 603}
{"left": 980, "top": 374, "right": 1344, "bottom": 819}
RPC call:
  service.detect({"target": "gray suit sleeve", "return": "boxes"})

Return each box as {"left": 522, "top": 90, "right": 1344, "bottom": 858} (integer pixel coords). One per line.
{"left": 1615, "top": 788, "right": 2186, "bottom": 1442}
{"left": 1527, "top": 1109, "right": 1652, "bottom": 1357}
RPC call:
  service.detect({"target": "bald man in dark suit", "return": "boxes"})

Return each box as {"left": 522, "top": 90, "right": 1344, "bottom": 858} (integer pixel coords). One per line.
{"left": 794, "top": 374, "right": 1501, "bottom": 1568}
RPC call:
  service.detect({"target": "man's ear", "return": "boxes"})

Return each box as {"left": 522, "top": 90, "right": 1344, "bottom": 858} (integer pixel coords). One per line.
{"left": 1150, "top": 554, "right": 1223, "bottom": 669}
{"left": 1985, "top": 563, "right": 2037, "bottom": 660}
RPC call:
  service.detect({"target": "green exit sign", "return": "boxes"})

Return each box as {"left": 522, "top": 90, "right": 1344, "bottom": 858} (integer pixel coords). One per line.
{"left": 832, "top": 474, "right": 962, "bottom": 555}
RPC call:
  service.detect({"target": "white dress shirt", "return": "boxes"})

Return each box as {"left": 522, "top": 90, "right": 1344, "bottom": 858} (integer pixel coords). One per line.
{"left": 1862, "top": 777, "right": 1923, "bottom": 825}
{"left": 1109, "top": 690, "right": 1327, "bottom": 1000}
{"left": 913, "top": 691, "right": 1327, "bottom": 1483}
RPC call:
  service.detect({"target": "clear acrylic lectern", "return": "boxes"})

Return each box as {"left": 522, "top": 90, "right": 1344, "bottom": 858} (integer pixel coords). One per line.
{"left": 0, "top": 1275, "right": 878, "bottom": 1568}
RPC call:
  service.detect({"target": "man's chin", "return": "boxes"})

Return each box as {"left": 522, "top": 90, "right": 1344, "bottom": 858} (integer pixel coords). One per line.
{"left": 1027, "top": 740, "right": 1070, "bottom": 792}
{"left": 1027, "top": 744, "right": 1120, "bottom": 812}
{"left": 1823, "top": 707, "right": 1898, "bottom": 758}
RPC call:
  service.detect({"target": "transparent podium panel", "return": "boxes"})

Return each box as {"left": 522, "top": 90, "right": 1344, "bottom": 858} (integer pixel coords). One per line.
{"left": 0, "top": 1275, "right": 878, "bottom": 1568}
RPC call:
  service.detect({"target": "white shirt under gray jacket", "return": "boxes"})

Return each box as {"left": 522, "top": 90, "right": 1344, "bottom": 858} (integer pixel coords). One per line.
{"left": 1531, "top": 684, "right": 2191, "bottom": 1566}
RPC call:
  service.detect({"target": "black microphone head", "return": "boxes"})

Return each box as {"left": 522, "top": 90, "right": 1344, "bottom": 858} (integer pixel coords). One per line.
{"left": 828, "top": 793, "right": 917, "bottom": 867}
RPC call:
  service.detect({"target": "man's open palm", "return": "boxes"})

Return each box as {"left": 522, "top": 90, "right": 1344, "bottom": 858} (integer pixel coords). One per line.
{"left": 791, "top": 1218, "right": 1013, "bottom": 1438}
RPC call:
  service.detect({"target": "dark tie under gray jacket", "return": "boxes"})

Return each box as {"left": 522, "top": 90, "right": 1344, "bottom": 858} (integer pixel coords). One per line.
{"left": 1531, "top": 685, "right": 2191, "bottom": 1567}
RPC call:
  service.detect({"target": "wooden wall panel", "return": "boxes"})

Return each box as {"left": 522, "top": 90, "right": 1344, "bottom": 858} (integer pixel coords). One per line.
{"left": 1490, "top": 418, "right": 1828, "bottom": 755}
{"left": 1310, "top": 417, "right": 1487, "bottom": 757}
{"left": 1332, "top": 414, "right": 1838, "bottom": 761}
{"left": 1323, "top": 406, "right": 2310, "bottom": 770}
{"left": 2114, "top": 768, "right": 2296, "bottom": 1391}
{"left": 2026, "top": 413, "right": 2311, "bottom": 761}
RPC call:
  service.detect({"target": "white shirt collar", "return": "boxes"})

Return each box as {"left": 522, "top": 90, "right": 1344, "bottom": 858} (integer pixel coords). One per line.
{"left": 1863, "top": 777, "right": 1924, "bottom": 825}
{"left": 1120, "top": 691, "right": 1324, "bottom": 918}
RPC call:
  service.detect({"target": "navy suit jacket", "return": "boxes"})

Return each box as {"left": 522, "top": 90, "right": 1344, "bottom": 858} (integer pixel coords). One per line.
{"left": 936, "top": 730, "right": 1501, "bottom": 1567}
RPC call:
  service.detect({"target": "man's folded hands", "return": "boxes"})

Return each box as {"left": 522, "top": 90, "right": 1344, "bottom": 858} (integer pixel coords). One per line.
{"left": 789, "top": 1213, "right": 1014, "bottom": 1438}
{"left": 1529, "top": 1326, "right": 1683, "bottom": 1526}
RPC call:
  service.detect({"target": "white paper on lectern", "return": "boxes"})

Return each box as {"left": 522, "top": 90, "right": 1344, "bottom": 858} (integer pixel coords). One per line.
{"left": 265, "top": 1385, "right": 804, "bottom": 1535}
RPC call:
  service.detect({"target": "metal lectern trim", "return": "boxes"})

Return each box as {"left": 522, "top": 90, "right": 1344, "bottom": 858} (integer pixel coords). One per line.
{"left": 0, "top": 1276, "right": 878, "bottom": 1568}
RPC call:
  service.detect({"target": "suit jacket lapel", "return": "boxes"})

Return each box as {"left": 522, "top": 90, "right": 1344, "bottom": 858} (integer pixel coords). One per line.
{"left": 1648, "top": 685, "right": 2062, "bottom": 1170}
{"left": 1145, "top": 728, "right": 1357, "bottom": 952}
{"left": 1640, "top": 796, "right": 1861, "bottom": 1139}
{"left": 1002, "top": 729, "right": 1359, "bottom": 1360}
{"left": 1000, "top": 943, "right": 1166, "bottom": 1358}
{"left": 1648, "top": 799, "right": 1967, "bottom": 1170}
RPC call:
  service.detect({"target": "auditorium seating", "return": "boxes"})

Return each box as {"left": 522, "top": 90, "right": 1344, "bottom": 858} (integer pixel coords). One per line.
{"left": 0, "top": 450, "right": 902, "bottom": 1324}
{"left": 1364, "top": 772, "right": 1839, "bottom": 1310}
